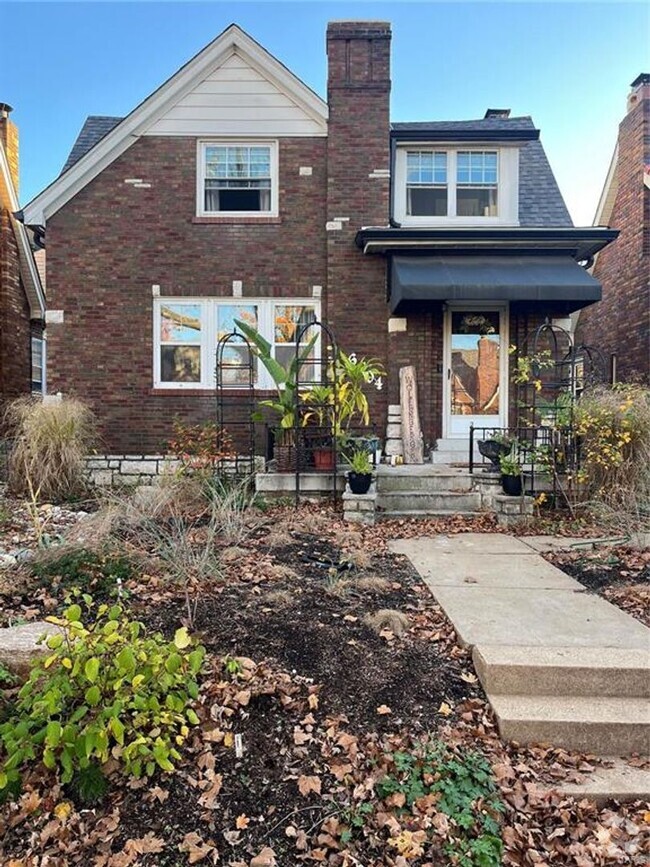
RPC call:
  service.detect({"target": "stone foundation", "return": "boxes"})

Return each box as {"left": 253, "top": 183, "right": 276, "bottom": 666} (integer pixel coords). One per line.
{"left": 85, "top": 455, "right": 264, "bottom": 486}
{"left": 494, "top": 493, "right": 534, "bottom": 527}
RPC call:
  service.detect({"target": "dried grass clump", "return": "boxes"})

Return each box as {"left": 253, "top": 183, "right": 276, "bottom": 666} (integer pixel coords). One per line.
{"left": 5, "top": 396, "right": 96, "bottom": 502}
{"left": 354, "top": 574, "right": 391, "bottom": 593}
{"left": 344, "top": 548, "right": 372, "bottom": 570}
{"left": 364, "top": 608, "right": 410, "bottom": 637}
{"left": 264, "top": 528, "right": 294, "bottom": 549}
{"left": 574, "top": 384, "right": 650, "bottom": 528}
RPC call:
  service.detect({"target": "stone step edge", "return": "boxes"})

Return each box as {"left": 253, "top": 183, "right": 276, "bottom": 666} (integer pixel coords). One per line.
{"left": 473, "top": 646, "right": 650, "bottom": 699}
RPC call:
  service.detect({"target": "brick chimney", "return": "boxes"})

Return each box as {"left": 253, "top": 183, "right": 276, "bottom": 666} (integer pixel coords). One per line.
{"left": 626, "top": 73, "right": 650, "bottom": 114}
{"left": 0, "top": 103, "right": 19, "bottom": 195}
{"left": 325, "top": 21, "right": 391, "bottom": 423}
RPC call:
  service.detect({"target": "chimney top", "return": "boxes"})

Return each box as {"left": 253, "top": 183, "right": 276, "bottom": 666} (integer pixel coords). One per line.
{"left": 0, "top": 103, "right": 14, "bottom": 119}
{"left": 484, "top": 108, "right": 511, "bottom": 119}
{"left": 630, "top": 73, "right": 650, "bottom": 88}
{"left": 627, "top": 73, "right": 650, "bottom": 113}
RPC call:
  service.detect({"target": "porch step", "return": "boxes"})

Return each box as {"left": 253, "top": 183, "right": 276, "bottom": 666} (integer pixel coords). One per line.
{"left": 378, "top": 510, "right": 485, "bottom": 519}
{"left": 473, "top": 646, "right": 650, "bottom": 699}
{"left": 376, "top": 490, "right": 483, "bottom": 514}
{"left": 490, "top": 694, "right": 650, "bottom": 755}
{"left": 376, "top": 466, "right": 473, "bottom": 493}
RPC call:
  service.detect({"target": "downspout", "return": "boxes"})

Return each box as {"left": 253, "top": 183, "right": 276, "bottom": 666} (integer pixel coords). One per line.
{"left": 388, "top": 134, "right": 401, "bottom": 228}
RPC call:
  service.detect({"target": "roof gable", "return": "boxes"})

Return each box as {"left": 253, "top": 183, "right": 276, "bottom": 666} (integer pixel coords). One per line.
{"left": 23, "top": 24, "right": 328, "bottom": 225}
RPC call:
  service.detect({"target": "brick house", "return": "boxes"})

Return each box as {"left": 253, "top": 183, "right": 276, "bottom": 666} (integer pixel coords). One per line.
{"left": 20, "top": 22, "right": 615, "bottom": 460}
{"left": 576, "top": 74, "right": 650, "bottom": 384}
{"left": 0, "top": 104, "right": 46, "bottom": 408}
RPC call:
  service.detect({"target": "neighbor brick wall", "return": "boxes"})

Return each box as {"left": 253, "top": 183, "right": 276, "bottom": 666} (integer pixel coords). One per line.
{"left": 576, "top": 83, "right": 650, "bottom": 383}
{"left": 46, "top": 135, "right": 328, "bottom": 452}
{"left": 325, "top": 22, "right": 392, "bottom": 439}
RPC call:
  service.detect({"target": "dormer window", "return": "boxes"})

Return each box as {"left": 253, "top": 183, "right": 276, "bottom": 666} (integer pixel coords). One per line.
{"left": 396, "top": 146, "right": 518, "bottom": 226}
{"left": 197, "top": 141, "right": 278, "bottom": 217}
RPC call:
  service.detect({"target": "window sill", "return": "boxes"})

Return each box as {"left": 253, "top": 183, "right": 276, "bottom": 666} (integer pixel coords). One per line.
{"left": 192, "top": 216, "right": 282, "bottom": 225}
{"left": 150, "top": 388, "right": 276, "bottom": 396}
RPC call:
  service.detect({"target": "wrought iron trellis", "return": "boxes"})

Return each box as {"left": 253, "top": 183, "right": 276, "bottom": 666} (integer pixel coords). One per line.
{"left": 215, "top": 331, "right": 257, "bottom": 479}
{"left": 470, "top": 319, "right": 607, "bottom": 507}
{"left": 293, "top": 319, "right": 339, "bottom": 505}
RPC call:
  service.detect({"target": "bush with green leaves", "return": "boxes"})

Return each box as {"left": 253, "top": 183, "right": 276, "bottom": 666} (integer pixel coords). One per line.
{"left": 31, "top": 546, "right": 134, "bottom": 601}
{"left": 0, "top": 600, "right": 205, "bottom": 794}
{"left": 374, "top": 740, "right": 503, "bottom": 867}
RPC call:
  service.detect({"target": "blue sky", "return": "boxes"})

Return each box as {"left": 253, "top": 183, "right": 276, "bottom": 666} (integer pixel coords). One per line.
{"left": 2, "top": 1, "right": 647, "bottom": 225}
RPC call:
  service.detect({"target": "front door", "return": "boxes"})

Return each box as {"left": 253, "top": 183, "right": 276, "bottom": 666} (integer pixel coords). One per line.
{"left": 443, "top": 306, "right": 508, "bottom": 437}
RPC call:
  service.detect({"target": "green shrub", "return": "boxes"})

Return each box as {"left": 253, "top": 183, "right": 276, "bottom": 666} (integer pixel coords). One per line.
{"left": 0, "top": 600, "right": 205, "bottom": 794}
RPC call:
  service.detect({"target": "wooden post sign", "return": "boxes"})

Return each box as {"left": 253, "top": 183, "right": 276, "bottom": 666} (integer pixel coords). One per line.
{"left": 399, "top": 366, "right": 424, "bottom": 464}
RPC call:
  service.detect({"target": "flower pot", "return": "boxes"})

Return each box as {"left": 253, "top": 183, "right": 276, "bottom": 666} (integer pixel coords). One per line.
{"left": 313, "top": 448, "right": 335, "bottom": 471}
{"left": 348, "top": 471, "right": 372, "bottom": 495}
{"left": 478, "top": 439, "right": 510, "bottom": 469}
{"left": 275, "top": 443, "right": 307, "bottom": 473}
{"left": 501, "top": 473, "right": 523, "bottom": 496}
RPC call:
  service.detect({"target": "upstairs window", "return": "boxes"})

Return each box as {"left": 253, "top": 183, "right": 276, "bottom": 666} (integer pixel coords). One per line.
{"left": 31, "top": 336, "right": 45, "bottom": 394}
{"left": 456, "top": 151, "right": 498, "bottom": 217}
{"left": 406, "top": 151, "right": 447, "bottom": 216}
{"left": 199, "top": 142, "right": 277, "bottom": 217}
{"left": 396, "top": 146, "right": 517, "bottom": 225}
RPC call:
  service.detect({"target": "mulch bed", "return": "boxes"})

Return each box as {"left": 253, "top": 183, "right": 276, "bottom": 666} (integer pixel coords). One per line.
{"left": 0, "top": 501, "right": 648, "bottom": 865}
{"left": 547, "top": 546, "right": 650, "bottom": 627}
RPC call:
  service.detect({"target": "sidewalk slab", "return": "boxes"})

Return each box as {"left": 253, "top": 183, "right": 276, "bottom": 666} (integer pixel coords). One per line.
{"left": 389, "top": 541, "right": 580, "bottom": 589}
{"left": 432, "top": 585, "right": 650, "bottom": 649}
{"left": 390, "top": 533, "right": 535, "bottom": 557}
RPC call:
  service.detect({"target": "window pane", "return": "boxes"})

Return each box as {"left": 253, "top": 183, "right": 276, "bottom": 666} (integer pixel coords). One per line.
{"left": 161, "top": 346, "right": 201, "bottom": 382}
{"left": 218, "top": 344, "right": 255, "bottom": 386}
{"left": 407, "top": 186, "right": 448, "bottom": 216}
{"left": 456, "top": 187, "right": 498, "bottom": 217}
{"left": 457, "top": 151, "right": 498, "bottom": 185}
{"left": 160, "top": 304, "right": 202, "bottom": 343}
{"left": 406, "top": 151, "right": 446, "bottom": 184}
{"left": 274, "top": 305, "right": 317, "bottom": 343}
{"left": 217, "top": 304, "right": 258, "bottom": 341}
{"left": 275, "top": 344, "right": 316, "bottom": 382}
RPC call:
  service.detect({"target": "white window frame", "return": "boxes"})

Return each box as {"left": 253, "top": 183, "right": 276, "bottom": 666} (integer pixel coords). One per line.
{"left": 196, "top": 140, "right": 279, "bottom": 218}
{"left": 395, "top": 145, "right": 519, "bottom": 227}
{"left": 31, "top": 335, "right": 46, "bottom": 395}
{"left": 153, "top": 297, "right": 321, "bottom": 390}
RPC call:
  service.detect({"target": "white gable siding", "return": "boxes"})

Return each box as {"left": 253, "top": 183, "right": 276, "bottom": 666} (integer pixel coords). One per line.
{"left": 145, "top": 53, "right": 326, "bottom": 137}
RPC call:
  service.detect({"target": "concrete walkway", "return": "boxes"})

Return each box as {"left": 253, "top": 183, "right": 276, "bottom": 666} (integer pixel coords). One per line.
{"left": 389, "top": 533, "right": 650, "bottom": 800}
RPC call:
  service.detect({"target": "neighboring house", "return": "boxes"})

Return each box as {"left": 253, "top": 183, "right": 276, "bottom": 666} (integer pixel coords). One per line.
{"left": 20, "top": 22, "right": 615, "bottom": 458}
{"left": 576, "top": 74, "right": 650, "bottom": 384}
{"left": 0, "top": 104, "right": 46, "bottom": 407}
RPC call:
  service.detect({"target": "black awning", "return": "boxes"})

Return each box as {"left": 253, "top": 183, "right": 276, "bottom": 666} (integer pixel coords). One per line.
{"left": 390, "top": 255, "right": 602, "bottom": 314}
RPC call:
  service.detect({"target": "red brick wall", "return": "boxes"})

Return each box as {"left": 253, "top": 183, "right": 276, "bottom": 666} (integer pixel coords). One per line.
{"left": 577, "top": 88, "right": 650, "bottom": 383}
{"left": 325, "top": 22, "right": 392, "bottom": 440}
{"left": 46, "top": 135, "right": 328, "bottom": 452}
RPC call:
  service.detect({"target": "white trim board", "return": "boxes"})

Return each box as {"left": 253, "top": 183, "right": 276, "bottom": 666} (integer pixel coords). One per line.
{"left": 22, "top": 24, "right": 328, "bottom": 226}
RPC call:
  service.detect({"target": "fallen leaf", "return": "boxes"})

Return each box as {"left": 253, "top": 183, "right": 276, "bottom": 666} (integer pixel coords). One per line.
{"left": 53, "top": 801, "right": 72, "bottom": 821}
{"left": 438, "top": 701, "right": 453, "bottom": 716}
{"left": 297, "top": 774, "right": 322, "bottom": 797}
{"left": 250, "top": 846, "right": 277, "bottom": 867}
{"left": 180, "top": 831, "right": 217, "bottom": 864}
{"left": 376, "top": 705, "right": 392, "bottom": 715}
{"left": 236, "top": 814, "right": 250, "bottom": 829}
{"left": 460, "top": 672, "right": 478, "bottom": 684}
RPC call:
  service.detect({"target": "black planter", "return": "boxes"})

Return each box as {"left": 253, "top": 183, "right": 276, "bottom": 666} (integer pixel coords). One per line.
{"left": 501, "top": 474, "right": 523, "bottom": 496}
{"left": 478, "top": 439, "right": 511, "bottom": 469}
{"left": 348, "top": 472, "right": 372, "bottom": 495}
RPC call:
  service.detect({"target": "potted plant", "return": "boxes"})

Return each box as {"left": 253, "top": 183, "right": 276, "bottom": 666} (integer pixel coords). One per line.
{"left": 477, "top": 431, "right": 511, "bottom": 470}
{"left": 499, "top": 448, "right": 523, "bottom": 496}
{"left": 347, "top": 448, "right": 373, "bottom": 495}
{"left": 301, "top": 383, "right": 336, "bottom": 470}
{"left": 234, "top": 318, "right": 317, "bottom": 471}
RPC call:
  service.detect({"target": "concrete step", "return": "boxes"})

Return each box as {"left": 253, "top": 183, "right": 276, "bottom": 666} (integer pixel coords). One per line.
{"left": 490, "top": 694, "right": 650, "bottom": 755}
{"left": 378, "top": 510, "right": 485, "bottom": 519}
{"left": 376, "top": 468, "right": 473, "bottom": 493}
{"left": 376, "top": 490, "right": 483, "bottom": 514}
{"left": 553, "top": 758, "right": 650, "bottom": 803}
{"left": 474, "top": 645, "right": 650, "bottom": 699}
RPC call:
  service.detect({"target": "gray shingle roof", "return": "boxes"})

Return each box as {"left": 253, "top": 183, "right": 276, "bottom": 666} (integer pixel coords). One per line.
{"left": 61, "top": 116, "right": 123, "bottom": 174}
{"left": 391, "top": 115, "right": 573, "bottom": 228}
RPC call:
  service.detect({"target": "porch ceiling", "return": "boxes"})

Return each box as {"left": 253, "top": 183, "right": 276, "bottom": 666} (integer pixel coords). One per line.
{"left": 389, "top": 255, "right": 602, "bottom": 315}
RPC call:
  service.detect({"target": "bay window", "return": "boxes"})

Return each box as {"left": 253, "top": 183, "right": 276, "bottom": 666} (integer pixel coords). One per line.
{"left": 154, "top": 298, "right": 320, "bottom": 389}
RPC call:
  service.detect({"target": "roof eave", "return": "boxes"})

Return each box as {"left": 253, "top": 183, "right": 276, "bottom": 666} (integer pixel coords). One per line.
{"left": 355, "top": 226, "right": 619, "bottom": 262}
